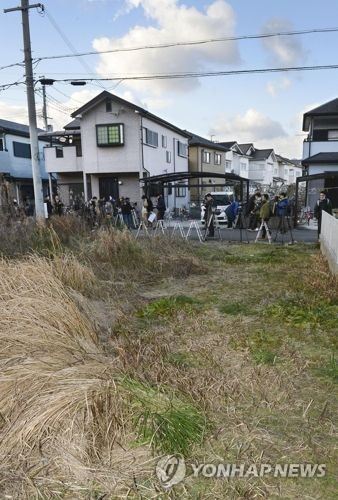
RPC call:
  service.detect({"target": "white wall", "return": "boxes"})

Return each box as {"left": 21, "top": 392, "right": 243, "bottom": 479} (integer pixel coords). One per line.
{"left": 80, "top": 100, "right": 141, "bottom": 175}
{"left": 0, "top": 132, "right": 48, "bottom": 179}
{"left": 44, "top": 146, "right": 83, "bottom": 173}
{"left": 321, "top": 211, "right": 338, "bottom": 275}
{"left": 142, "top": 116, "right": 188, "bottom": 176}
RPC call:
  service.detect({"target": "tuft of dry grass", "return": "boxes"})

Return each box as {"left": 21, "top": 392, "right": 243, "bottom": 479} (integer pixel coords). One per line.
{"left": 0, "top": 256, "right": 206, "bottom": 498}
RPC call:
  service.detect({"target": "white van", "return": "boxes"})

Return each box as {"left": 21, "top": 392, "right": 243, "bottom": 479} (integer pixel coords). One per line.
{"left": 200, "top": 191, "right": 233, "bottom": 224}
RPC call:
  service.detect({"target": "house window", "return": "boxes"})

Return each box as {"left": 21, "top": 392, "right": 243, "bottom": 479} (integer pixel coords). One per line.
{"left": 240, "top": 162, "right": 247, "bottom": 171}
{"left": 175, "top": 184, "right": 186, "bottom": 197}
{"left": 96, "top": 124, "right": 124, "bottom": 146}
{"left": 162, "top": 135, "right": 167, "bottom": 148}
{"left": 214, "top": 153, "right": 221, "bottom": 165}
{"left": 328, "top": 130, "right": 338, "bottom": 140}
{"left": 106, "top": 101, "right": 112, "bottom": 112}
{"left": 225, "top": 160, "right": 231, "bottom": 171}
{"left": 166, "top": 151, "right": 171, "bottom": 163}
{"left": 177, "top": 141, "right": 188, "bottom": 157}
{"left": 56, "top": 146, "right": 64, "bottom": 158}
{"left": 144, "top": 128, "right": 158, "bottom": 147}
{"left": 13, "top": 141, "right": 31, "bottom": 158}
{"left": 203, "top": 151, "right": 211, "bottom": 163}
{"left": 0, "top": 138, "right": 3, "bottom": 151}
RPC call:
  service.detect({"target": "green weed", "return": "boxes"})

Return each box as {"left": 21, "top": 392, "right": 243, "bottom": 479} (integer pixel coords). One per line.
{"left": 315, "top": 354, "right": 338, "bottom": 382}
{"left": 121, "top": 377, "right": 206, "bottom": 455}
{"left": 137, "top": 295, "right": 200, "bottom": 319}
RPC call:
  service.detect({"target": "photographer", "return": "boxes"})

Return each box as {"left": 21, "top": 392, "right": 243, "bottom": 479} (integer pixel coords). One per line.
{"left": 204, "top": 193, "right": 214, "bottom": 237}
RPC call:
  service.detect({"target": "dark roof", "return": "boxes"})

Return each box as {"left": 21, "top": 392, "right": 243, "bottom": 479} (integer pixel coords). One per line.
{"left": 140, "top": 171, "right": 249, "bottom": 184}
{"left": 238, "top": 143, "right": 254, "bottom": 155}
{"left": 188, "top": 132, "right": 228, "bottom": 151}
{"left": 218, "top": 141, "right": 237, "bottom": 150}
{"left": 251, "top": 148, "right": 274, "bottom": 161}
{"left": 275, "top": 154, "right": 300, "bottom": 166}
{"left": 0, "top": 118, "right": 44, "bottom": 138}
{"left": 302, "top": 152, "right": 338, "bottom": 165}
{"left": 64, "top": 119, "right": 80, "bottom": 130}
{"left": 71, "top": 91, "right": 191, "bottom": 138}
{"left": 303, "top": 98, "right": 338, "bottom": 131}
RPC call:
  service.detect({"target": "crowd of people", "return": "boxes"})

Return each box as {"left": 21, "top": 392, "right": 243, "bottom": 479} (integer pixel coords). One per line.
{"left": 5, "top": 188, "right": 334, "bottom": 240}
{"left": 42, "top": 192, "right": 168, "bottom": 230}
{"left": 202, "top": 190, "right": 333, "bottom": 240}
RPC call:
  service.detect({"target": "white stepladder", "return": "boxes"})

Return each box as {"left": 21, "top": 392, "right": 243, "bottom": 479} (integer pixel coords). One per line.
{"left": 171, "top": 222, "right": 186, "bottom": 239}
{"left": 154, "top": 219, "right": 166, "bottom": 236}
{"left": 186, "top": 220, "right": 204, "bottom": 243}
{"left": 135, "top": 221, "right": 150, "bottom": 239}
{"left": 255, "top": 220, "right": 272, "bottom": 244}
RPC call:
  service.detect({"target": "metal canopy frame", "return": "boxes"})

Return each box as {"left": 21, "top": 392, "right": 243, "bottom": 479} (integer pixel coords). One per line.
{"left": 295, "top": 171, "right": 338, "bottom": 223}
{"left": 140, "top": 171, "right": 250, "bottom": 203}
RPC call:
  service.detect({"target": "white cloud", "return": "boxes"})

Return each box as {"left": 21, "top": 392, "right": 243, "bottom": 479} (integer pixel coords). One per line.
{"left": 209, "top": 107, "right": 308, "bottom": 158}
{"left": 266, "top": 77, "right": 291, "bottom": 96}
{"left": 210, "top": 108, "right": 287, "bottom": 143}
{"left": 0, "top": 101, "right": 28, "bottom": 125}
{"left": 93, "top": 0, "right": 240, "bottom": 94}
{"left": 261, "top": 18, "right": 306, "bottom": 66}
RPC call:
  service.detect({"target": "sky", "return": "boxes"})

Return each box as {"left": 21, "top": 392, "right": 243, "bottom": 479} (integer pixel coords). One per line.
{"left": 1, "top": 0, "right": 338, "bottom": 158}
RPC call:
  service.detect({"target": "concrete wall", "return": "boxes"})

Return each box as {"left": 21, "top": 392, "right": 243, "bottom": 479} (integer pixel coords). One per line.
{"left": 320, "top": 211, "right": 338, "bottom": 275}
{"left": 44, "top": 146, "right": 83, "bottom": 173}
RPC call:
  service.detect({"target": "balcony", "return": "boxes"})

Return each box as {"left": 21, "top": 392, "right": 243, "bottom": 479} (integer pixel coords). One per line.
{"left": 303, "top": 140, "right": 338, "bottom": 159}
{"left": 44, "top": 146, "right": 83, "bottom": 174}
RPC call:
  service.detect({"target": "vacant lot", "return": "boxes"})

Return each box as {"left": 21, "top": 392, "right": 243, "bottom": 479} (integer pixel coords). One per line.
{"left": 0, "top": 222, "right": 337, "bottom": 499}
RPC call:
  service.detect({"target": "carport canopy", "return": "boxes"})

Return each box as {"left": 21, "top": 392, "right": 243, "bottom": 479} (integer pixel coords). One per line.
{"left": 140, "top": 171, "right": 250, "bottom": 202}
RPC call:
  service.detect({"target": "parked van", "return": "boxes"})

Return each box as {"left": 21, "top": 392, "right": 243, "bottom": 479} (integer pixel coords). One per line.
{"left": 200, "top": 191, "right": 233, "bottom": 224}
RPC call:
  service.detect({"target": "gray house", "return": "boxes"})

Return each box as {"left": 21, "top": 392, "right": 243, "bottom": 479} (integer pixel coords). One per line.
{"left": 0, "top": 119, "right": 48, "bottom": 207}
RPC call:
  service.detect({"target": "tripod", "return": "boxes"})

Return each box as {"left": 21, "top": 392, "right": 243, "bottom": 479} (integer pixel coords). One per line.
{"left": 234, "top": 208, "right": 249, "bottom": 243}
{"left": 274, "top": 215, "right": 294, "bottom": 244}
{"left": 203, "top": 212, "right": 221, "bottom": 241}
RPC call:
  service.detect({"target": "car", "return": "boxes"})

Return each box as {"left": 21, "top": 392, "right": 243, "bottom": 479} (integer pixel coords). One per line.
{"left": 200, "top": 191, "right": 233, "bottom": 224}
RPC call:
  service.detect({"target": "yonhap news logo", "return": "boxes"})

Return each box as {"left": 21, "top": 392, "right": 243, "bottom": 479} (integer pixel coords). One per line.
{"left": 155, "top": 456, "right": 326, "bottom": 489}
{"left": 155, "top": 455, "right": 186, "bottom": 489}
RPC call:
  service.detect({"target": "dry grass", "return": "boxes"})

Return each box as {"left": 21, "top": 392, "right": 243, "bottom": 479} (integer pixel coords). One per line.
{"left": 0, "top": 231, "right": 337, "bottom": 498}
{"left": 0, "top": 256, "right": 206, "bottom": 498}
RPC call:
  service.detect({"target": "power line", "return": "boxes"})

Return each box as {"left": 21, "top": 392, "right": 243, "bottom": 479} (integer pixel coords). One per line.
{"left": 43, "top": 7, "right": 107, "bottom": 91}
{"left": 40, "top": 63, "right": 338, "bottom": 83}
{"left": 33, "top": 26, "right": 338, "bottom": 62}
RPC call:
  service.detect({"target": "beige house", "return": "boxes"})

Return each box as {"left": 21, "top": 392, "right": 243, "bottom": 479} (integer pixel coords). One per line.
{"left": 187, "top": 132, "right": 228, "bottom": 202}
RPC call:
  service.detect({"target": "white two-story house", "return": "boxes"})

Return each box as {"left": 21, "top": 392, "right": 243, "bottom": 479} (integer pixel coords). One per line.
{"left": 220, "top": 141, "right": 250, "bottom": 179}
{"left": 42, "top": 91, "right": 190, "bottom": 209}
{"left": 0, "top": 119, "right": 48, "bottom": 207}
{"left": 275, "top": 155, "right": 302, "bottom": 186}
{"left": 238, "top": 143, "right": 278, "bottom": 187}
{"left": 302, "top": 97, "right": 338, "bottom": 208}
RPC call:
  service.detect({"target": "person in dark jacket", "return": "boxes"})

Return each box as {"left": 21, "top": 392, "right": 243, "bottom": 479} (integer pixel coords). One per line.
{"left": 204, "top": 193, "right": 214, "bottom": 237}
{"left": 259, "top": 194, "right": 271, "bottom": 239}
{"left": 121, "top": 197, "right": 133, "bottom": 228}
{"left": 156, "top": 194, "right": 166, "bottom": 220}
{"left": 314, "top": 191, "right": 333, "bottom": 238}
{"left": 44, "top": 196, "right": 53, "bottom": 217}
{"left": 247, "top": 192, "right": 261, "bottom": 230}
{"left": 276, "top": 193, "right": 289, "bottom": 217}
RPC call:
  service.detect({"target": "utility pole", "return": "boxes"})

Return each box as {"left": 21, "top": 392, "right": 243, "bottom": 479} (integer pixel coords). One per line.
{"left": 41, "top": 80, "right": 48, "bottom": 131}
{"left": 4, "top": 1, "right": 45, "bottom": 219}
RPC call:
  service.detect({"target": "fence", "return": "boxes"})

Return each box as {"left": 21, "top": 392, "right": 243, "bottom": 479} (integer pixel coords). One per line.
{"left": 320, "top": 211, "right": 338, "bottom": 275}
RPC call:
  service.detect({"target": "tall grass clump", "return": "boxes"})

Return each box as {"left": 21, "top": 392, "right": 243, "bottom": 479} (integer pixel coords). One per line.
{"left": 0, "top": 257, "right": 207, "bottom": 497}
